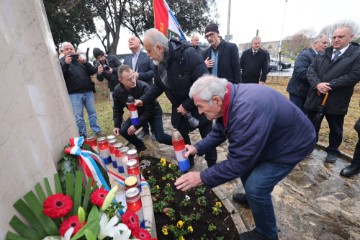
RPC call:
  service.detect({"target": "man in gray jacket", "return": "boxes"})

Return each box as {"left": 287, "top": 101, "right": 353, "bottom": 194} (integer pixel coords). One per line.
{"left": 305, "top": 26, "right": 360, "bottom": 163}
{"left": 175, "top": 75, "right": 316, "bottom": 240}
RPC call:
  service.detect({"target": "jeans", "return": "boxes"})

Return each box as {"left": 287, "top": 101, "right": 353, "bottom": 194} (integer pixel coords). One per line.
{"left": 307, "top": 110, "right": 344, "bottom": 155}
{"left": 120, "top": 113, "right": 172, "bottom": 148}
{"left": 69, "top": 92, "right": 101, "bottom": 136}
{"left": 289, "top": 94, "right": 307, "bottom": 115}
{"left": 241, "top": 161, "right": 297, "bottom": 239}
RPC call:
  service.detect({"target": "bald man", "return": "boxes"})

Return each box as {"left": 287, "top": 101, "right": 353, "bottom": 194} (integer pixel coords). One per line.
{"left": 191, "top": 34, "right": 204, "bottom": 54}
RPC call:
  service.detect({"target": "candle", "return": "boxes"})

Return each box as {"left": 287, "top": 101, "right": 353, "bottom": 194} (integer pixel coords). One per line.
{"left": 108, "top": 139, "right": 117, "bottom": 168}
{"left": 126, "top": 187, "right": 145, "bottom": 228}
{"left": 114, "top": 143, "right": 124, "bottom": 173}
{"left": 127, "top": 159, "right": 141, "bottom": 191}
{"left": 97, "top": 137, "right": 111, "bottom": 165}
{"left": 120, "top": 147, "right": 129, "bottom": 175}
{"left": 127, "top": 149, "right": 139, "bottom": 164}
{"left": 84, "top": 136, "right": 98, "bottom": 153}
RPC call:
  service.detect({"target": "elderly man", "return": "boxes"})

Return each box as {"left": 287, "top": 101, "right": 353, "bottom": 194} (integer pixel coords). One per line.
{"left": 134, "top": 28, "right": 217, "bottom": 167}
{"left": 305, "top": 26, "right": 360, "bottom": 163}
{"left": 124, "top": 35, "right": 155, "bottom": 139}
{"left": 286, "top": 34, "right": 329, "bottom": 113}
{"left": 190, "top": 34, "right": 203, "bottom": 54}
{"left": 240, "top": 36, "right": 269, "bottom": 84}
{"left": 175, "top": 75, "right": 316, "bottom": 240}
{"left": 59, "top": 42, "right": 102, "bottom": 138}
{"left": 203, "top": 23, "right": 241, "bottom": 83}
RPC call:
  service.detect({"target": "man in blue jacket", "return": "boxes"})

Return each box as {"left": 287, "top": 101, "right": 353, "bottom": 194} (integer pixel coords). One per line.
{"left": 175, "top": 75, "right": 316, "bottom": 240}
{"left": 286, "top": 34, "right": 328, "bottom": 113}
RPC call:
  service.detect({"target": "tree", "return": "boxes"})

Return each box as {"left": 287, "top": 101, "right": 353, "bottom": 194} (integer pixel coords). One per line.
{"left": 43, "top": 0, "right": 96, "bottom": 50}
{"left": 320, "top": 20, "right": 360, "bottom": 39}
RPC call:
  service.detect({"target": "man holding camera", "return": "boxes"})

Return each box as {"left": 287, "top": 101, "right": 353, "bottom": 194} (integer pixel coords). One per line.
{"left": 59, "top": 42, "right": 102, "bottom": 138}
{"left": 93, "top": 48, "right": 122, "bottom": 107}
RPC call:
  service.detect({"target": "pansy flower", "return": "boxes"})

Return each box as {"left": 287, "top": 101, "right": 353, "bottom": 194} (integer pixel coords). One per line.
{"left": 43, "top": 193, "right": 73, "bottom": 219}
{"left": 59, "top": 215, "right": 85, "bottom": 237}
{"left": 90, "top": 188, "right": 109, "bottom": 207}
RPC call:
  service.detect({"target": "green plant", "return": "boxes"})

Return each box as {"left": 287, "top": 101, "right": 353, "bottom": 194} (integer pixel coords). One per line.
{"left": 212, "top": 201, "right": 223, "bottom": 216}
{"left": 208, "top": 223, "right": 217, "bottom": 231}
{"left": 153, "top": 200, "right": 168, "bottom": 213}
{"left": 195, "top": 186, "right": 206, "bottom": 196}
{"left": 179, "top": 195, "right": 191, "bottom": 207}
{"left": 163, "top": 183, "right": 175, "bottom": 202}
{"left": 197, "top": 196, "right": 208, "bottom": 207}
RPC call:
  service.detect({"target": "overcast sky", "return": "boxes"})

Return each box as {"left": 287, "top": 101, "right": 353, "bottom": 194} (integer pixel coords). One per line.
{"left": 78, "top": 0, "right": 360, "bottom": 54}
{"left": 216, "top": 0, "right": 360, "bottom": 44}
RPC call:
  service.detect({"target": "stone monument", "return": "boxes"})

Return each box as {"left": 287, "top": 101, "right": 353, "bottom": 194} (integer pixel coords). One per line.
{"left": 0, "top": 0, "right": 78, "bottom": 238}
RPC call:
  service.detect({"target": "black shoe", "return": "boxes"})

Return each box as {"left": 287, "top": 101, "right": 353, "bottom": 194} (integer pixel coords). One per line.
{"left": 325, "top": 153, "right": 337, "bottom": 163}
{"left": 138, "top": 131, "right": 150, "bottom": 140}
{"left": 95, "top": 131, "right": 104, "bottom": 138}
{"left": 340, "top": 164, "right": 360, "bottom": 177}
{"left": 239, "top": 228, "right": 276, "bottom": 240}
{"left": 232, "top": 193, "right": 249, "bottom": 206}
{"left": 136, "top": 145, "right": 147, "bottom": 154}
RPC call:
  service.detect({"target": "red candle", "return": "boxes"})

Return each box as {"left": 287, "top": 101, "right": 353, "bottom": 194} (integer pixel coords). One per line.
{"left": 127, "top": 159, "right": 141, "bottom": 191}
{"left": 126, "top": 187, "right": 145, "bottom": 227}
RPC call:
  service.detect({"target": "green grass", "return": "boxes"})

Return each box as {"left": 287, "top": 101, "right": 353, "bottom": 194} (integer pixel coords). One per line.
{"left": 88, "top": 77, "right": 360, "bottom": 156}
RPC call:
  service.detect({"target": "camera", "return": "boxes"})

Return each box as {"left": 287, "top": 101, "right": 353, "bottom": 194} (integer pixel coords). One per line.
{"left": 186, "top": 112, "right": 199, "bottom": 128}
{"left": 70, "top": 54, "right": 79, "bottom": 61}
{"left": 102, "top": 64, "right": 110, "bottom": 71}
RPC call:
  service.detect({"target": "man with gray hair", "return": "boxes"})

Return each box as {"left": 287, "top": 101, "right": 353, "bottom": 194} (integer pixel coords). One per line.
{"left": 174, "top": 75, "right": 316, "bottom": 240}
{"left": 134, "top": 28, "right": 217, "bottom": 167}
{"left": 286, "top": 34, "right": 329, "bottom": 113}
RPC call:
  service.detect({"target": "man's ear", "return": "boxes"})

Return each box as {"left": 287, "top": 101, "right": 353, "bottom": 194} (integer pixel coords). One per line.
{"left": 212, "top": 96, "right": 222, "bottom": 105}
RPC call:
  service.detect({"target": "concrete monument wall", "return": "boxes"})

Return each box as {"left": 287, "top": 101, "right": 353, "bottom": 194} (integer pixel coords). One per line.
{"left": 0, "top": 0, "right": 78, "bottom": 238}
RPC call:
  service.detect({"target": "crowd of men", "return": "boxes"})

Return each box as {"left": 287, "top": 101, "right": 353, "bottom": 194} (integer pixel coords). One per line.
{"left": 59, "top": 23, "right": 360, "bottom": 240}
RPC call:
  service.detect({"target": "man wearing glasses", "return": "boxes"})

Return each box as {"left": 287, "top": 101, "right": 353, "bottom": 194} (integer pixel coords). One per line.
{"left": 203, "top": 23, "right": 242, "bottom": 83}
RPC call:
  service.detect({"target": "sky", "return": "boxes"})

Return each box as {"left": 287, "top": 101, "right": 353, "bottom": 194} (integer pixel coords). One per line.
{"left": 216, "top": 0, "right": 360, "bottom": 44}
{"left": 78, "top": 0, "right": 360, "bottom": 54}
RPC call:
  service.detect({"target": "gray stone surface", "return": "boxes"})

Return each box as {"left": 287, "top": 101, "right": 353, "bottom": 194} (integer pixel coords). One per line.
{"left": 134, "top": 114, "right": 360, "bottom": 240}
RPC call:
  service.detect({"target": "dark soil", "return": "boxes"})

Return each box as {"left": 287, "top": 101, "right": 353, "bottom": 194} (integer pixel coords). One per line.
{"left": 140, "top": 156, "right": 238, "bottom": 240}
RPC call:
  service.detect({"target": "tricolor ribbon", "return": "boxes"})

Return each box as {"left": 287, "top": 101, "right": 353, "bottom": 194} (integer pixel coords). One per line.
{"left": 65, "top": 137, "right": 110, "bottom": 191}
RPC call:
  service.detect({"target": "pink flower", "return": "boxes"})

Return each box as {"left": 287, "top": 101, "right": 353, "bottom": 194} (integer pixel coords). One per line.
{"left": 59, "top": 215, "right": 86, "bottom": 237}
{"left": 43, "top": 193, "right": 73, "bottom": 219}
{"left": 90, "top": 188, "right": 109, "bottom": 207}
{"left": 121, "top": 211, "right": 139, "bottom": 231}
{"left": 132, "top": 227, "right": 152, "bottom": 240}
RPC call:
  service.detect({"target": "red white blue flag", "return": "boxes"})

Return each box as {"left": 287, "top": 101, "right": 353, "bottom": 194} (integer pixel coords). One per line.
{"left": 153, "top": 0, "right": 186, "bottom": 40}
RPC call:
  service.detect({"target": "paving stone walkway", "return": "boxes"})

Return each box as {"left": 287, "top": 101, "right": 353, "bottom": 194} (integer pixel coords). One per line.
{"left": 135, "top": 114, "right": 360, "bottom": 240}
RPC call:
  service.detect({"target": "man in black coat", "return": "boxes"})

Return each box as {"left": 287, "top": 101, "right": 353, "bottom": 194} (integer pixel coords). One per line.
{"left": 286, "top": 34, "right": 329, "bottom": 113}
{"left": 93, "top": 48, "right": 122, "bottom": 106}
{"left": 123, "top": 36, "right": 155, "bottom": 139}
{"left": 305, "top": 26, "right": 360, "bottom": 163}
{"left": 240, "top": 36, "right": 269, "bottom": 84}
{"left": 112, "top": 65, "right": 171, "bottom": 152}
{"left": 203, "top": 23, "right": 241, "bottom": 84}
{"left": 135, "top": 28, "right": 217, "bottom": 167}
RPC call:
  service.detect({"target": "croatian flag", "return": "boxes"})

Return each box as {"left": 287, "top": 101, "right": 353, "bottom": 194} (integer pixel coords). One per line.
{"left": 153, "top": 0, "right": 186, "bottom": 40}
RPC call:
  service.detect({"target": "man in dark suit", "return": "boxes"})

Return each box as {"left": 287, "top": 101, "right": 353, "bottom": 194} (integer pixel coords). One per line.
{"left": 123, "top": 36, "right": 155, "bottom": 139}
{"left": 305, "top": 26, "right": 360, "bottom": 164}
{"left": 203, "top": 23, "right": 241, "bottom": 83}
{"left": 240, "top": 36, "right": 269, "bottom": 84}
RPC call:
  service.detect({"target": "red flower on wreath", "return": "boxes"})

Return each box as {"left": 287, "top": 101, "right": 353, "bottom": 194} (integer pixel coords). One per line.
{"left": 132, "top": 227, "right": 152, "bottom": 240}
{"left": 43, "top": 193, "right": 73, "bottom": 219}
{"left": 90, "top": 188, "right": 109, "bottom": 207}
{"left": 59, "top": 215, "right": 86, "bottom": 237}
{"left": 121, "top": 210, "right": 140, "bottom": 231}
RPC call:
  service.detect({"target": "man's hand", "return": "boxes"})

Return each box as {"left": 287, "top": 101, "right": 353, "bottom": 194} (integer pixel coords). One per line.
{"left": 105, "top": 67, "right": 113, "bottom": 74}
{"left": 113, "top": 128, "right": 120, "bottom": 136}
{"left": 174, "top": 172, "right": 203, "bottom": 191}
{"left": 204, "top": 57, "right": 214, "bottom": 68}
{"left": 134, "top": 99, "right": 143, "bottom": 107}
{"left": 184, "top": 144, "right": 198, "bottom": 158}
{"left": 316, "top": 82, "right": 332, "bottom": 94}
{"left": 79, "top": 55, "right": 86, "bottom": 64}
{"left": 177, "top": 104, "right": 187, "bottom": 115}
{"left": 127, "top": 125, "right": 137, "bottom": 135}
{"left": 65, "top": 55, "right": 72, "bottom": 64}
{"left": 98, "top": 64, "right": 104, "bottom": 74}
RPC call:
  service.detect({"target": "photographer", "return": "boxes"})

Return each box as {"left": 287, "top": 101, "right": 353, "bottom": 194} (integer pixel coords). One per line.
{"left": 93, "top": 48, "right": 122, "bottom": 106}
{"left": 59, "top": 42, "right": 102, "bottom": 138}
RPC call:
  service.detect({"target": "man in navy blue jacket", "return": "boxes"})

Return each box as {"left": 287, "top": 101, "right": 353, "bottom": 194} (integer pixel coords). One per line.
{"left": 175, "top": 75, "right": 316, "bottom": 240}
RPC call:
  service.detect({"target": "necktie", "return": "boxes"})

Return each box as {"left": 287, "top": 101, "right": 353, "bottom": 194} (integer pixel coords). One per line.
{"left": 332, "top": 50, "right": 340, "bottom": 62}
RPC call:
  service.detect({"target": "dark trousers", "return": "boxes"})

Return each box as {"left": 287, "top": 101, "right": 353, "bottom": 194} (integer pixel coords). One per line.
{"left": 308, "top": 110, "right": 344, "bottom": 155}
{"left": 289, "top": 94, "right": 307, "bottom": 115}
{"left": 352, "top": 118, "right": 360, "bottom": 166}
{"left": 176, "top": 117, "right": 217, "bottom": 167}
{"left": 120, "top": 113, "right": 172, "bottom": 148}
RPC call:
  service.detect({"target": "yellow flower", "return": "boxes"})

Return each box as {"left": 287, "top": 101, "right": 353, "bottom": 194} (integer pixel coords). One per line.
{"left": 215, "top": 201, "right": 222, "bottom": 207}
{"left": 160, "top": 157, "right": 166, "bottom": 166}
{"left": 162, "top": 177, "right": 166, "bottom": 180}
{"left": 156, "top": 185, "right": 160, "bottom": 190}
{"left": 177, "top": 220, "right": 184, "bottom": 228}
{"left": 187, "top": 226, "right": 193, "bottom": 233}
{"left": 162, "top": 226, "right": 168, "bottom": 235}
{"left": 179, "top": 236, "right": 185, "bottom": 240}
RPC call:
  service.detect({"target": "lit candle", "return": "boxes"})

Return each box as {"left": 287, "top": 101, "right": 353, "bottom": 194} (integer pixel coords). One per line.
{"left": 108, "top": 139, "right": 117, "bottom": 168}
{"left": 97, "top": 137, "right": 111, "bottom": 165}
{"left": 120, "top": 147, "right": 129, "bottom": 175}
{"left": 114, "top": 143, "right": 124, "bottom": 173}
{"left": 126, "top": 187, "right": 145, "bottom": 228}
